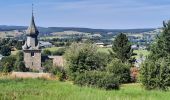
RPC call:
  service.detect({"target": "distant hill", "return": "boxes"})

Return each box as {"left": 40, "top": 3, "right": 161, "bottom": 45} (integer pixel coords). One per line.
{"left": 0, "top": 25, "right": 156, "bottom": 36}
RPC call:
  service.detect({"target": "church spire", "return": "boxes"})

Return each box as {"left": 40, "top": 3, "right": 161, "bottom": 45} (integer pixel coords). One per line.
{"left": 27, "top": 3, "right": 39, "bottom": 36}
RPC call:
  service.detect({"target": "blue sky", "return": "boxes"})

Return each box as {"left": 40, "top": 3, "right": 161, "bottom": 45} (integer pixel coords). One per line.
{"left": 0, "top": 0, "right": 170, "bottom": 29}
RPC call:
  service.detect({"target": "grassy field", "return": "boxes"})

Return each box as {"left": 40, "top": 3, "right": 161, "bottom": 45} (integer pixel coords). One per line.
{"left": 97, "top": 47, "right": 150, "bottom": 59}
{"left": 44, "top": 47, "right": 63, "bottom": 52}
{"left": 0, "top": 78, "right": 169, "bottom": 100}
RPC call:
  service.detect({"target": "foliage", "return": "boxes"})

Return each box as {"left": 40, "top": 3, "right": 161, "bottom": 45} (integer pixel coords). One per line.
{"left": 15, "top": 41, "right": 23, "bottom": 50}
{"left": 107, "top": 59, "right": 131, "bottom": 83}
{"left": 149, "top": 21, "right": 170, "bottom": 60}
{"left": 74, "top": 71, "right": 119, "bottom": 90}
{"left": 42, "top": 59, "right": 53, "bottom": 73}
{"left": 0, "top": 45, "right": 11, "bottom": 56}
{"left": 14, "top": 51, "right": 28, "bottom": 72}
{"left": 140, "top": 21, "right": 170, "bottom": 91}
{"left": 110, "top": 33, "right": 134, "bottom": 63}
{"left": 0, "top": 56, "right": 16, "bottom": 72}
{"left": 140, "top": 58, "right": 170, "bottom": 90}
{"left": 64, "top": 43, "right": 108, "bottom": 79}
{"left": 42, "top": 49, "right": 52, "bottom": 56}
{"left": 42, "top": 59, "right": 67, "bottom": 81}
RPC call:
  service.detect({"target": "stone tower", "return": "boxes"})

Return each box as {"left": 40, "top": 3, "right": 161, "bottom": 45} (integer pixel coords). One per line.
{"left": 22, "top": 8, "right": 41, "bottom": 71}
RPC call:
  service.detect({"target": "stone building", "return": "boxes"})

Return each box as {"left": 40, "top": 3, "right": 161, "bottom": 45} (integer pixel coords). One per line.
{"left": 22, "top": 11, "right": 41, "bottom": 71}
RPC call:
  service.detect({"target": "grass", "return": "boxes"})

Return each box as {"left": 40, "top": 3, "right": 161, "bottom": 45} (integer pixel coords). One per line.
{"left": 44, "top": 47, "right": 63, "bottom": 52}
{"left": 0, "top": 78, "right": 170, "bottom": 100}
{"left": 97, "top": 48, "right": 150, "bottom": 59}
{"left": 133, "top": 50, "right": 150, "bottom": 59}
{"left": 97, "top": 47, "right": 111, "bottom": 53}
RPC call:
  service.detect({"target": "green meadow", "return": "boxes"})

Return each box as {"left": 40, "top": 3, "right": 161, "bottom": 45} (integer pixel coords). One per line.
{"left": 0, "top": 78, "right": 169, "bottom": 100}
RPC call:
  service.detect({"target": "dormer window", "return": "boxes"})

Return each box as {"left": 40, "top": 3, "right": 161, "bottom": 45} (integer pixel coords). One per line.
{"left": 31, "top": 52, "right": 34, "bottom": 57}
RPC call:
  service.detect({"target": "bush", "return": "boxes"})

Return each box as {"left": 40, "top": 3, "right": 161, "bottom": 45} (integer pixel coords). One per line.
{"left": 52, "top": 66, "right": 67, "bottom": 81}
{"left": 42, "top": 59, "right": 53, "bottom": 73}
{"left": 140, "top": 58, "right": 170, "bottom": 90}
{"left": 65, "top": 43, "right": 106, "bottom": 79}
{"left": 0, "top": 45, "right": 11, "bottom": 56}
{"left": 74, "top": 71, "right": 119, "bottom": 90}
{"left": 107, "top": 59, "right": 131, "bottom": 83}
{"left": 14, "top": 61, "right": 28, "bottom": 72}
{"left": 42, "top": 59, "right": 67, "bottom": 81}
{"left": 0, "top": 56, "right": 16, "bottom": 72}
{"left": 42, "top": 49, "right": 51, "bottom": 56}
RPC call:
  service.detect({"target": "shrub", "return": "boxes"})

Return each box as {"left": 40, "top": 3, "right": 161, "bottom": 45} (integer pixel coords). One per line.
{"left": 74, "top": 71, "right": 119, "bottom": 90}
{"left": 65, "top": 43, "right": 107, "bottom": 79}
{"left": 42, "top": 59, "right": 53, "bottom": 73}
{"left": 0, "top": 45, "right": 11, "bottom": 56}
{"left": 107, "top": 59, "right": 131, "bottom": 83}
{"left": 0, "top": 56, "right": 16, "bottom": 72}
{"left": 52, "top": 66, "right": 67, "bottom": 81}
{"left": 140, "top": 58, "right": 170, "bottom": 90}
{"left": 42, "top": 59, "right": 67, "bottom": 81}
{"left": 42, "top": 49, "right": 51, "bottom": 56}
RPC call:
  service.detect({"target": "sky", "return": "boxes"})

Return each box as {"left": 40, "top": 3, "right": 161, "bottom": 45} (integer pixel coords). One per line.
{"left": 0, "top": 0, "right": 170, "bottom": 29}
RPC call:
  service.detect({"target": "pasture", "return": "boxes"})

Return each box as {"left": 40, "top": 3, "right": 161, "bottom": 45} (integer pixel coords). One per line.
{"left": 0, "top": 78, "right": 169, "bottom": 100}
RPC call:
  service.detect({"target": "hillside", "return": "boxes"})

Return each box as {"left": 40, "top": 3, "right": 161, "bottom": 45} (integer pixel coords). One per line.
{"left": 0, "top": 25, "right": 155, "bottom": 35}
{"left": 0, "top": 78, "right": 169, "bottom": 100}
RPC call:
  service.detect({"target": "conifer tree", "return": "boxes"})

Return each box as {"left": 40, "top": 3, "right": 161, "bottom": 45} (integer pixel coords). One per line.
{"left": 110, "top": 33, "right": 134, "bottom": 63}
{"left": 149, "top": 21, "right": 170, "bottom": 60}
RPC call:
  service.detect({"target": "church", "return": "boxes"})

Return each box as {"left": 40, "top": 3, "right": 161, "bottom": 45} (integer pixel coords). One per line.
{"left": 22, "top": 10, "right": 41, "bottom": 71}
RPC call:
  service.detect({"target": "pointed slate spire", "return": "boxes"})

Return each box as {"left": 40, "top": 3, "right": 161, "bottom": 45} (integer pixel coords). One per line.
{"left": 27, "top": 4, "right": 39, "bottom": 36}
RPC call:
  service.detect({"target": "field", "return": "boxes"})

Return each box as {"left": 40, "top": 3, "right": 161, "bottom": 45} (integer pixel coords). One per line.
{"left": 0, "top": 78, "right": 169, "bottom": 100}
{"left": 45, "top": 47, "right": 62, "bottom": 52}
{"left": 97, "top": 47, "right": 150, "bottom": 58}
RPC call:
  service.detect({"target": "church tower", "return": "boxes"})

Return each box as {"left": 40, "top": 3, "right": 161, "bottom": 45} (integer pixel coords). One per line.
{"left": 22, "top": 6, "right": 41, "bottom": 71}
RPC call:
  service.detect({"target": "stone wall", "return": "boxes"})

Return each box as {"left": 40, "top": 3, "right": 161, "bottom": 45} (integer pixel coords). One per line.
{"left": 10, "top": 72, "right": 54, "bottom": 79}
{"left": 24, "top": 50, "right": 41, "bottom": 71}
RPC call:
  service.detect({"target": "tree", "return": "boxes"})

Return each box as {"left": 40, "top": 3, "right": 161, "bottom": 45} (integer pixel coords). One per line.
{"left": 149, "top": 21, "right": 170, "bottom": 60}
{"left": 107, "top": 58, "right": 131, "bottom": 83}
{"left": 0, "top": 56, "right": 16, "bottom": 72}
{"left": 0, "top": 45, "right": 11, "bottom": 56}
{"left": 42, "top": 49, "right": 51, "bottom": 56}
{"left": 64, "top": 43, "right": 108, "bottom": 79}
{"left": 110, "top": 33, "right": 134, "bottom": 63}
{"left": 140, "top": 58, "right": 170, "bottom": 90}
{"left": 140, "top": 21, "right": 170, "bottom": 90}
{"left": 15, "top": 41, "right": 23, "bottom": 50}
{"left": 14, "top": 51, "right": 27, "bottom": 72}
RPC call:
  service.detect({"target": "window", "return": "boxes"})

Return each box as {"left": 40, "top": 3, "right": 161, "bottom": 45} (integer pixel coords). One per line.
{"left": 31, "top": 52, "right": 34, "bottom": 57}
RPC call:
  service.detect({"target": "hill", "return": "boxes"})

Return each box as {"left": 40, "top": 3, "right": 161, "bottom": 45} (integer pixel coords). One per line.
{"left": 0, "top": 25, "right": 155, "bottom": 35}
{"left": 0, "top": 78, "right": 169, "bottom": 100}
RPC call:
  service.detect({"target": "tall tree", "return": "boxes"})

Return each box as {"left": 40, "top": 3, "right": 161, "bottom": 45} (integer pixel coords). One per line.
{"left": 149, "top": 21, "right": 170, "bottom": 60}
{"left": 110, "top": 33, "right": 134, "bottom": 63}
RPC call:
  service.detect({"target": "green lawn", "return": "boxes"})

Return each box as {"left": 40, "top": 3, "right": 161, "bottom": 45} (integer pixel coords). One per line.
{"left": 97, "top": 48, "right": 150, "bottom": 59}
{"left": 0, "top": 78, "right": 169, "bottom": 100}
{"left": 44, "top": 47, "right": 63, "bottom": 52}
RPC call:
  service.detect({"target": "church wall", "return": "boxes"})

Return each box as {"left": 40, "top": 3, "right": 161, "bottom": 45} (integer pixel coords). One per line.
{"left": 24, "top": 50, "right": 41, "bottom": 70}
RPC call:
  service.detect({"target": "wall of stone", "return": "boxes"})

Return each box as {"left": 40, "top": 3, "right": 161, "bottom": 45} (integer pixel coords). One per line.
{"left": 24, "top": 50, "right": 41, "bottom": 71}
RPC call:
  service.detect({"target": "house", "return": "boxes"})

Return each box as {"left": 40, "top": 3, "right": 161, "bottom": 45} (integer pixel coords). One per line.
{"left": 96, "top": 42, "right": 105, "bottom": 47}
